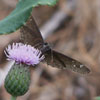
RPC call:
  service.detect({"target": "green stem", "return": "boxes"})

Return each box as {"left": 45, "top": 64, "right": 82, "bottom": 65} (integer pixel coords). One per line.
{"left": 11, "top": 96, "right": 17, "bottom": 100}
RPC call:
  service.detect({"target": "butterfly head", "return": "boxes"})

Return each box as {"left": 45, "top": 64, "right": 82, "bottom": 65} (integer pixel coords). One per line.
{"left": 40, "top": 42, "right": 51, "bottom": 54}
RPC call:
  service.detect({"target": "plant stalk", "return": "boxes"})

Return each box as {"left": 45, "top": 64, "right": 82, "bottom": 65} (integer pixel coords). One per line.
{"left": 11, "top": 96, "right": 17, "bottom": 100}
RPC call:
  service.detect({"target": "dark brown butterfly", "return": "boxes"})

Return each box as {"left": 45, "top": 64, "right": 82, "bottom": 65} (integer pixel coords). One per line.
{"left": 20, "top": 16, "right": 90, "bottom": 74}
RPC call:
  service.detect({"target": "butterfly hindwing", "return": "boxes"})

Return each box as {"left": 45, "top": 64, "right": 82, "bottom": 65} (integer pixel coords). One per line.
{"left": 44, "top": 50, "right": 90, "bottom": 74}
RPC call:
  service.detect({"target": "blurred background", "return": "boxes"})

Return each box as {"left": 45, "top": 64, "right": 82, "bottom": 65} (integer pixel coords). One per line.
{"left": 0, "top": 0, "right": 100, "bottom": 100}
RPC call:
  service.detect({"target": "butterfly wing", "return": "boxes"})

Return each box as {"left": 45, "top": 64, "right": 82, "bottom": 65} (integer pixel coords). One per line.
{"left": 20, "top": 16, "right": 90, "bottom": 74}
{"left": 44, "top": 50, "right": 90, "bottom": 74}
{"left": 20, "top": 16, "right": 44, "bottom": 49}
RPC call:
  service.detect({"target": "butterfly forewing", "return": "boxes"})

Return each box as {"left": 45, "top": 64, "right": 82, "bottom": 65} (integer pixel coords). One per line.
{"left": 20, "top": 16, "right": 44, "bottom": 49}
{"left": 44, "top": 50, "right": 90, "bottom": 74}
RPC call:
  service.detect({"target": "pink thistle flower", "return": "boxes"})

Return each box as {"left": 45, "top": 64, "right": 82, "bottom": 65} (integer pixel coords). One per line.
{"left": 4, "top": 43, "right": 44, "bottom": 66}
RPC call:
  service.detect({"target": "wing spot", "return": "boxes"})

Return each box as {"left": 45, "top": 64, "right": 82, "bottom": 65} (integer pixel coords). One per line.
{"left": 80, "top": 65, "right": 84, "bottom": 68}
{"left": 73, "top": 65, "right": 76, "bottom": 67}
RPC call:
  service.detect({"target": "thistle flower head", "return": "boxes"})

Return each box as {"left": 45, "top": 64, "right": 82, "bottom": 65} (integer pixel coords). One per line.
{"left": 4, "top": 43, "right": 44, "bottom": 65}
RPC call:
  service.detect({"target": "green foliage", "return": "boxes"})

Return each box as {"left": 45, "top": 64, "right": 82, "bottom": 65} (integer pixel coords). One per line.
{"left": 5, "top": 63, "right": 30, "bottom": 97}
{"left": 95, "top": 97, "right": 100, "bottom": 100}
{"left": 0, "top": 0, "right": 58, "bottom": 34}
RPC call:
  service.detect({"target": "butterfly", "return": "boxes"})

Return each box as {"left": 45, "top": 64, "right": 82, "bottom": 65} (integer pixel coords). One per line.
{"left": 20, "top": 16, "right": 90, "bottom": 74}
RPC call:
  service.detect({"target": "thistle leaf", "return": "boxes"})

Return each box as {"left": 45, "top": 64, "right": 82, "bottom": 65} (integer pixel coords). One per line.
{"left": 0, "top": 0, "right": 58, "bottom": 34}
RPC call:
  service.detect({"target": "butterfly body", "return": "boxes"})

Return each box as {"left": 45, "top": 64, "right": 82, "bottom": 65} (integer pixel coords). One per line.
{"left": 40, "top": 42, "right": 51, "bottom": 54}
{"left": 20, "top": 16, "right": 90, "bottom": 74}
